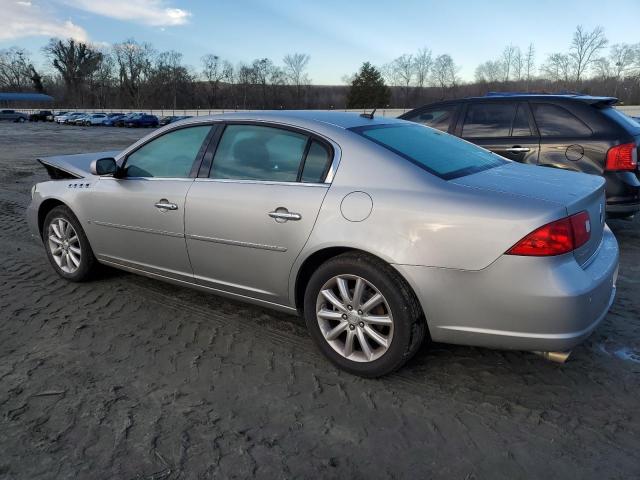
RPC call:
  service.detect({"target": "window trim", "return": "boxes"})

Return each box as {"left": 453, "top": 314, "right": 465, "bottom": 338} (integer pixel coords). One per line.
{"left": 203, "top": 120, "right": 337, "bottom": 185}
{"left": 118, "top": 123, "right": 219, "bottom": 179}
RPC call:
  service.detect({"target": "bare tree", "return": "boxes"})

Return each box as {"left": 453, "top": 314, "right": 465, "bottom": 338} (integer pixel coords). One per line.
{"left": 475, "top": 60, "right": 503, "bottom": 83}
{"left": 501, "top": 45, "right": 517, "bottom": 82}
{"left": 283, "top": 53, "right": 310, "bottom": 107}
{"left": 0, "top": 47, "right": 33, "bottom": 91}
{"left": 44, "top": 38, "right": 102, "bottom": 104}
{"left": 113, "top": 39, "right": 154, "bottom": 108}
{"left": 431, "top": 54, "right": 458, "bottom": 98}
{"left": 413, "top": 48, "right": 432, "bottom": 88}
{"left": 511, "top": 46, "right": 523, "bottom": 81}
{"left": 389, "top": 54, "right": 414, "bottom": 106}
{"left": 201, "top": 54, "right": 233, "bottom": 108}
{"left": 570, "top": 25, "right": 608, "bottom": 83}
{"left": 542, "top": 53, "right": 572, "bottom": 84}
{"left": 524, "top": 44, "right": 535, "bottom": 89}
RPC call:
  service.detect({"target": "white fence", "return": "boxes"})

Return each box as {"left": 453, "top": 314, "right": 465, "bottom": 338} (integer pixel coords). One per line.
{"left": 20, "top": 106, "right": 640, "bottom": 117}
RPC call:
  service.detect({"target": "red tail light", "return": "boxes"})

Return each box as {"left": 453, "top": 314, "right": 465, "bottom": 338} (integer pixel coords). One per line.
{"left": 605, "top": 142, "right": 637, "bottom": 171}
{"left": 507, "top": 211, "right": 591, "bottom": 256}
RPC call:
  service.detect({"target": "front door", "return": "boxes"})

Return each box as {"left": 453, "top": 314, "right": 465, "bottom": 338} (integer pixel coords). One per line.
{"left": 84, "top": 124, "right": 214, "bottom": 280}
{"left": 458, "top": 101, "right": 540, "bottom": 165}
{"left": 185, "top": 123, "right": 334, "bottom": 306}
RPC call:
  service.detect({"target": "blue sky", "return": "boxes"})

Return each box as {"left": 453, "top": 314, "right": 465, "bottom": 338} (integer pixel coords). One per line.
{"left": 2, "top": 0, "right": 639, "bottom": 84}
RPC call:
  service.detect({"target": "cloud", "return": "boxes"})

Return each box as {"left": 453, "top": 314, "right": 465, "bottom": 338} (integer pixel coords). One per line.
{"left": 63, "top": 0, "right": 191, "bottom": 26}
{"left": 1, "top": 1, "right": 88, "bottom": 41}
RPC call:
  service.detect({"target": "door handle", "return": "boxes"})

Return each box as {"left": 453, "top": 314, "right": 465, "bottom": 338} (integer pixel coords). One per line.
{"left": 505, "top": 147, "right": 531, "bottom": 153}
{"left": 154, "top": 199, "right": 178, "bottom": 211}
{"left": 268, "top": 209, "right": 302, "bottom": 222}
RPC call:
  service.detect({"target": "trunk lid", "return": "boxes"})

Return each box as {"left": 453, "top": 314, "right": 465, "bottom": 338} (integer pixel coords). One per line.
{"left": 452, "top": 162, "right": 606, "bottom": 266}
{"left": 37, "top": 151, "right": 120, "bottom": 179}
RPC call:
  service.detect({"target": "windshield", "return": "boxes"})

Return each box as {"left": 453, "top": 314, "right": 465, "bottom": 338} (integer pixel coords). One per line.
{"left": 351, "top": 123, "right": 506, "bottom": 180}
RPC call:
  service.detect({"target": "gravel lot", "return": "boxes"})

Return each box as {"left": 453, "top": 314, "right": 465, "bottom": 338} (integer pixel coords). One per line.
{"left": 1, "top": 122, "right": 639, "bottom": 479}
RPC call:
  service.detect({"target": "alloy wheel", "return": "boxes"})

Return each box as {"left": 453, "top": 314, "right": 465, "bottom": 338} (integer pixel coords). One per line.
{"left": 48, "top": 217, "right": 82, "bottom": 274}
{"left": 315, "top": 274, "right": 394, "bottom": 362}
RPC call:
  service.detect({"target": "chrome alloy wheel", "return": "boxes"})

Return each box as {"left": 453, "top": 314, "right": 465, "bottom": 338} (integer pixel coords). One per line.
{"left": 48, "top": 217, "right": 81, "bottom": 274}
{"left": 316, "top": 275, "right": 394, "bottom": 362}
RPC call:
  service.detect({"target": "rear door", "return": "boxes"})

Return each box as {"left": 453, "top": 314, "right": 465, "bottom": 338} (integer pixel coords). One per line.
{"left": 456, "top": 101, "right": 540, "bottom": 165}
{"left": 185, "top": 123, "right": 334, "bottom": 306}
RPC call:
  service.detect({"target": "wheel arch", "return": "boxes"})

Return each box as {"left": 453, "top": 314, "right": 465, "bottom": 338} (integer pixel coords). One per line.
{"left": 37, "top": 198, "right": 69, "bottom": 238}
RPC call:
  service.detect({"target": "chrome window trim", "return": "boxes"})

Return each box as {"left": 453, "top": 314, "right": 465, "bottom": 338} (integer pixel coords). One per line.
{"left": 115, "top": 118, "right": 342, "bottom": 184}
{"left": 99, "top": 177, "right": 195, "bottom": 182}
{"left": 193, "top": 178, "right": 329, "bottom": 188}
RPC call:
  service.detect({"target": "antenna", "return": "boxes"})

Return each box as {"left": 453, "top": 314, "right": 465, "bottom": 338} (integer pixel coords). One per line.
{"left": 360, "top": 108, "right": 377, "bottom": 119}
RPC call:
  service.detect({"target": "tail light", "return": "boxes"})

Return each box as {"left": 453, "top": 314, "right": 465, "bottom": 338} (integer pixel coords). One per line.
{"left": 605, "top": 142, "right": 637, "bottom": 171}
{"left": 507, "top": 211, "right": 591, "bottom": 256}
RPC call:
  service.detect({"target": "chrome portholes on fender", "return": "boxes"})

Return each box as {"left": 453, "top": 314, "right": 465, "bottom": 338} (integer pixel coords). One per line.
{"left": 47, "top": 217, "right": 81, "bottom": 273}
{"left": 315, "top": 274, "right": 394, "bottom": 362}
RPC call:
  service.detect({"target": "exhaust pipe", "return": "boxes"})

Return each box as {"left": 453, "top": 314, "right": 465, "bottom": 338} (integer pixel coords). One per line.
{"left": 532, "top": 350, "right": 572, "bottom": 364}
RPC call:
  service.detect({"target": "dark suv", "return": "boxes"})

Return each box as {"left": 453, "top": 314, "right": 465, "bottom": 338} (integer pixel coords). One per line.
{"left": 400, "top": 93, "right": 640, "bottom": 217}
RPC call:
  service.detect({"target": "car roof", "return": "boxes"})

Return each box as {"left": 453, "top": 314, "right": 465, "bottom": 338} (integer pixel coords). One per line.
{"left": 185, "top": 110, "right": 404, "bottom": 130}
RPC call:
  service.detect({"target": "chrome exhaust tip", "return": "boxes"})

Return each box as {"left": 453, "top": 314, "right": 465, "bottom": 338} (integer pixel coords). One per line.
{"left": 532, "top": 350, "right": 572, "bottom": 364}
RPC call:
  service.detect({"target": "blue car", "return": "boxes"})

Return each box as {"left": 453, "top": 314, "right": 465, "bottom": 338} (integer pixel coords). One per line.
{"left": 124, "top": 113, "right": 159, "bottom": 128}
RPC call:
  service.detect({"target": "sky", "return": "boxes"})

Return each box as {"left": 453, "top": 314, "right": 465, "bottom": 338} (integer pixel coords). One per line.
{"left": 1, "top": 0, "right": 639, "bottom": 84}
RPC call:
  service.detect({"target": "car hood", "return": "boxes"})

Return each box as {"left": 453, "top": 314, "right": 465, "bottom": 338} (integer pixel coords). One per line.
{"left": 38, "top": 151, "right": 120, "bottom": 179}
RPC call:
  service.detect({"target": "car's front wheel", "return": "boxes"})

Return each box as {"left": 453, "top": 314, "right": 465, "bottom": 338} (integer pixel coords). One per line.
{"left": 304, "top": 252, "right": 426, "bottom": 377}
{"left": 43, "top": 206, "right": 98, "bottom": 282}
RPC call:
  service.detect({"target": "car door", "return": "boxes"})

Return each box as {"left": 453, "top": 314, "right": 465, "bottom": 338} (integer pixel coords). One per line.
{"left": 185, "top": 123, "right": 334, "bottom": 306}
{"left": 84, "top": 124, "right": 216, "bottom": 281}
{"left": 456, "top": 101, "right": 540, "bottom": 165}
{"left": 530, "top": 102, "right": 596, "bottom": 173}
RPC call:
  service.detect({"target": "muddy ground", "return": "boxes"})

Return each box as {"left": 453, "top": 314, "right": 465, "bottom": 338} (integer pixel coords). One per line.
{"left": 0, "top": 122, "right": 639, "bottom": 479}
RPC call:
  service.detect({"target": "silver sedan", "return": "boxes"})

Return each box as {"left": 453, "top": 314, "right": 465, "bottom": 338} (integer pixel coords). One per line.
{"left": 27, "top": 111, "right": 619, "bottom": 376}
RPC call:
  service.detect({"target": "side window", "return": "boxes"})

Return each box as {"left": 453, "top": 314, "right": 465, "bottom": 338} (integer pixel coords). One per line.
{"left": 462, "top": 103, "right": 516, "bottom": 138}
{"left": 512, "top": 104, "right": 533, "bottom": 136}
{"left": 405, "top": 105, "right": 456, "bottom": 132}
{"left": 211, "top": 125, "right": 308, "bottom": 182}
{"left": 301, "top": 140, "right": 332, "bottom": 183}
{"left": 124, "top": 125, "right": 212, "bottom": 178}
{"left": 532, "top": 104, "right": 592, "bottom": 137}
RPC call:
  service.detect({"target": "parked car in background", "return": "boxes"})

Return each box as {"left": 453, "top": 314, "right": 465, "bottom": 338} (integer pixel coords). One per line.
{"left": 0, "top": 109, "right": 29, "bottom": 122}
{"left": 401, "top": 93, "right": 640, "bottom": 218}
{"left": 159, "top": 115, "right": 192, "bottom": 126}
{"left": 53, "top": 112, "right": 71, "bottom": 123}
{"left": 82, "top": 113, "right": 109, "bottom": 126}
{"left": 124, "top": 113, "right": 159, "bottom": 128}
{"left": 102, "top": 113, "right": 125, "bottom": 127}
{"left": 29, "top": 110, "right": 53, "bottom": 122}
{"left": 70, "top": 114, "right": 90, "bottom": 126}
{"left": 57, "top": 112, "right": 84, "bottom": 124}
{"left": 28, "top": 111, "right": 618, "bottom": 377}
{"left": 114, "top": 113, "right": 139, "bottom": 127}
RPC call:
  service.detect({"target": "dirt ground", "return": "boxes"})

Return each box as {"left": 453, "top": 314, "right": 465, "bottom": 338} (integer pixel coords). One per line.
{"left": 0, "top": 122, "right": 639, "bottom": 480}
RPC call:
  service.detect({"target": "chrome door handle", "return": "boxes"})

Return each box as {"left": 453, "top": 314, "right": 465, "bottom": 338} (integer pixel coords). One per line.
{"left": 505, "top": 147, "right": 531, "bottom": 153}
{"left": 268, "top": 209, "right": 302, "bottom": 222}
{"left": 154, "top": 200, "right": 178, "bottom": 211}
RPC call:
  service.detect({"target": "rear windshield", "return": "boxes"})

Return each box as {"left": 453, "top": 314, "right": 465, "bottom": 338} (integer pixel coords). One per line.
{"left": 601, "top": 107, "right": 640, "bottom": 134}
{"left": 351, "top": 123, "right": 506, "bottom": 180}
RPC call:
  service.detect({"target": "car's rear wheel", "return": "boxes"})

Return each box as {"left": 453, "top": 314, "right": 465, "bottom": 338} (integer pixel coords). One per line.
{"left": 304, "top": 252, "right": 425, "bottom": 377}
{"left": 43, "top": 206, "right": 97, "bottom": 282}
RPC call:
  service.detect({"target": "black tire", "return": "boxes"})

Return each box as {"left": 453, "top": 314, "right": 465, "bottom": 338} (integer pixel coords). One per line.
{"left": 43, "top": 205, "right": 98, "bottom": 282}
{"left": 303, "top": 252, "right": 426, "bottom": 377}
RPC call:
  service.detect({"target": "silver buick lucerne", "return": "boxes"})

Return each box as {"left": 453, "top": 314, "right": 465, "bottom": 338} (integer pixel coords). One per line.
{"left": 27, "top": 111, "right": 619, "bottom": 377}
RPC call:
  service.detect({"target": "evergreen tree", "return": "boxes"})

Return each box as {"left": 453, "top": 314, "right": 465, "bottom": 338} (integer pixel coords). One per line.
{"left": 346, "top": 62, "right": 390, "bottom": 108}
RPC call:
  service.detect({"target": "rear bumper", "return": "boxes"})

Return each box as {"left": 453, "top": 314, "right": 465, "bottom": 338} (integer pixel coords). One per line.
{"left": 394, "top": 226, "right": 619, "bottom": 352}
{"left": 605, "top": 171, "right": 640, "bottom": 216}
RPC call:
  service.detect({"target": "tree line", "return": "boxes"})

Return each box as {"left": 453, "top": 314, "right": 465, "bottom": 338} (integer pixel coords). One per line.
{"left": 1, "top": 25, "right": 640, "bottom": 109}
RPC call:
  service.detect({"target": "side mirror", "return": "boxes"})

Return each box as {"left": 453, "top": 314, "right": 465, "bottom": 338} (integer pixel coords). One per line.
{"left": 90, "top": 157, "right": 118, "bottom": 176}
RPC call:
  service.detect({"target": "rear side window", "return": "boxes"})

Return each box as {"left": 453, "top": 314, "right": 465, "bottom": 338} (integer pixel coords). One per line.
{"left": 404, "top": 105, "right": 456, "bottom": 132}
{"left": 532, "top": 104, "right": 592, "bottom": 137}
{"left": 353, "top": 124, "right": 506, "bottom": 180}
{"left": 601, "top": 107, "right": 640, "bottom": 134}
{"left": 211, "top": 125, "right": 308, "bottom": 182}
{"left": 462, "top": 103, "right": 515, "bottom": 138}
{"left": 301, "top": 140, "right": 332, "bottom": 183}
